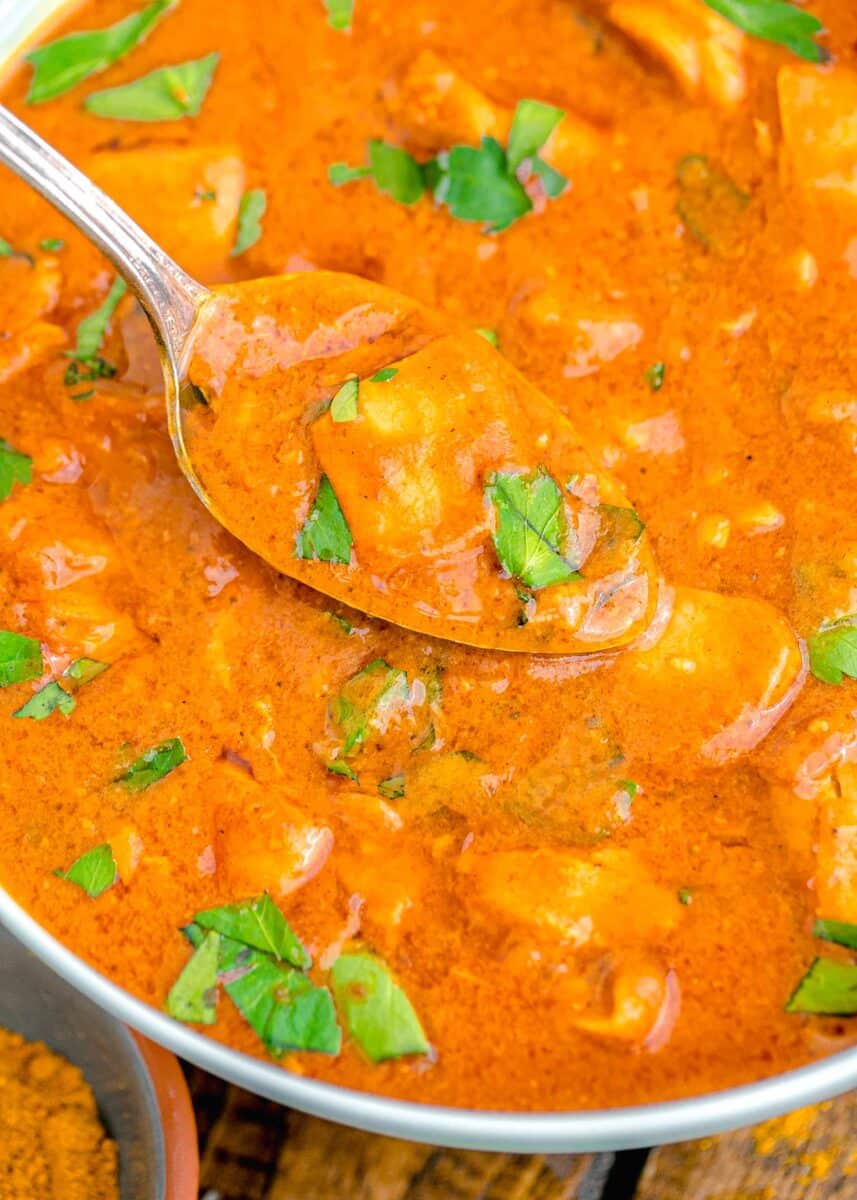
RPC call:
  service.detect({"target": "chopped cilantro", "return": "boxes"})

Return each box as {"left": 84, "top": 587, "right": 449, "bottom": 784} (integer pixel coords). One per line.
{"left": 814, "top": 918, "right": 857, "bottom": 950}
{"left": 0, "top": 631, "right": 43, "bottom": 688}
{"left": 167, "top": 930, "right": 220, "bottom": 1025}
{"left": 194, "top": 893, "right": 311, "bottom": 970}
{"left": 703, "top": 0, "right": 827, "bottom": 63}
{"left": 324, "top": 0, "right": 355, "bottom": 31}
{"left": 678, "top": 887, "right": 693, "bottom": 906}
{"left": 330, "top": 952, "right": 428, "bottom": 1061}
{"left": 55, "top": 843, "right": 117, "bottom": 898}
{"left": 63, "top": 657, "right": 109, "bottom": 688}
{"left": 330, "top": 377, "right": 359, "bottom": 423}
{"left": 294, "top": 475, "right": 353, "bottom": 565}
{"left": 0, "top": 439, "right": 32, "bottom": 503}
{"left": 485, "top": 468, "right": 582, "bottom": 590}
{"left": 329, "top": 659, "right": 410, "bottom": 756}
{"left": 808, "top": 618, "right": 857, "bottom": 686}
{"left": 327, "top": 759, "right": 358, "bottom": 781}
{"left": 506, "top": 99, "right": 565, "bottom": 172}
{"left": 39, "top": 238, "right": 65, "bottom": 252}
{"left": 65, "top": 276, "right": 127, "bottom": 389}
{"left": 378, "top": 773, "right": 406, "bottom": 800}
{"left": 475, "top": 327, "right": 499, "bottom": 348}
{"left": 436, "top": 137, "right": 531, "bottom": 234}
{"left": 645, "top": 362, "right": 666, "bottom": 392}
{"left": 117, "top": 737, "right": 187, "bottom": 791}
{"left": 85, "top": 52, "right": 220, "bottom": 121}
{"left": 13, "top": 680, "right": 75, "bottom": 721}
{"left": 786, "top": 957, "right": 857, "bottom": 1015}
{"left": 231, "top": 188, "right": 267, "bottom": 257}
{"left": 370, "top": 367, "right": 398, "bottom": 382}
{"left": 26, "top": 0, "right": 175, "bottom": 103}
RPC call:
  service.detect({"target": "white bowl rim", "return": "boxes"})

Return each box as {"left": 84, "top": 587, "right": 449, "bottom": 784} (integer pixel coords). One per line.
{"left": 2, "top": 0, "right": 857, "bottom": 1153}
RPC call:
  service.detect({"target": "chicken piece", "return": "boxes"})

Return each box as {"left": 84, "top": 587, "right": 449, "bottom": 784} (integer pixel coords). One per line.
{"left": 0, "top": 255, "right": 65, "bottom": 383}
{"left": 778, "top": 65, "right": 857, "bottom": 256}
{"left": 335, "top": 842, "right": 432, "bottom": 935}
{"left": 572, "top": 953, "right": 679, "bottom": 1047}
{"left": 213, "top": 761, "right": 334, "bottom": 897}
{"left": 607, "top": 0, "right": 747, "bottom": 107}
{"left": 459, "top": 846, "right": 681, "bottom": 947}
{"left": 387, "top": 50, "right": 602, "bottom": 175}
{"left": 87, "top": 145, "right": 246, "bottom": 283}
{"left": 608, "top": 587, "right": 806, "bottom": 764}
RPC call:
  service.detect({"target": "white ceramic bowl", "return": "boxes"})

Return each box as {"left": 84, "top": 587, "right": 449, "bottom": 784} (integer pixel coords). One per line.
{"left": 1, "top": 0, "right": 856, "bottom": 1152}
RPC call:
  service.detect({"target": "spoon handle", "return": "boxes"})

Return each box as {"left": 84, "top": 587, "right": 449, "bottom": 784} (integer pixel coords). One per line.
{"left": 0, "top": 105, "right": 207, "bottom": 361}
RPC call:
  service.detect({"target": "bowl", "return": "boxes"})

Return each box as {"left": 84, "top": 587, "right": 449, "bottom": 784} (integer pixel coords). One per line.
{"left": 0, "top": 924, "right": 198, "bottom": 1199}
{"left": 2, "top": 0, "right": 857, "bottom": 1154}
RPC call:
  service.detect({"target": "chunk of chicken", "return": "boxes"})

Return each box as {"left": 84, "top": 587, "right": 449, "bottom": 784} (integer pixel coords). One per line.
{"left": 608, "top": 587, "right": 806, "bottom": 764}
{"left": 387, "top": 50, "right": 603, "bottom": 175}
{"left": 87, "top": 146, "right": 246, "bottom": 283}
{"left": 459, "top": 846, "right": 681, "bottom": 947}
{"left": 606, "top": 0, "right": 747, "bottom": 107}
{"left": 0, "top": 255, "right": 65, "bottom": 383}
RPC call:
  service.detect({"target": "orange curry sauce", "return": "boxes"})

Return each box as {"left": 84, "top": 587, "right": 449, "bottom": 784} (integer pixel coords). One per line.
{"left": 1, "top": 0, "right": 857, "bottom": 1110}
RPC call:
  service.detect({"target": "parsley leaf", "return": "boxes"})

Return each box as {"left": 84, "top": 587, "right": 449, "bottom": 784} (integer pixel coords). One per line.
{"left": 378, "top": 773, "right": 406, "bottom": 800}
{"left": 195, "top": 893, "right": 311, "bottom": 969}
{"left": 67, "top": 276, "right": 127, "bottom": 374}
{"left": 436, "top": 137, "right": 531, "bottom": 234}
{"left": 26, "top": 0, "right": 175, "bottom": 104}
{"left": 786, "top": 957, "right": 857, "bottom": 1015}
{"left": 475, "top": 327, "right": 499, "bottom": 348}
{"left": 330, "top": 952, "right": 428, "bottom": 1061}
{"left": 330, "top": 377, "right": 359, "bottom": 422}
{"left": 13, "top": 680, "right": 75, "bottom": 721}
{"left": 226, "top": 951, "right": 341, "bottom": 1054}
{"left": 295, "top": 475, "right": 353, "bottom": 564}
{"left": 808, "top": 618, "right": 857, "bottom": 686}
{"left": 814, "top": 918, "right": 857, "bottom": 950}
{"left": 327, "top": 759, "right": 359, "bottom": 781}
{"left": 485, "top": 468, "right": 582, "bottom": 589}
{"left": 0, "top": 439, "right": 32, "bottom": 503}
{"left": 40, "top": 238, "right": 65, "bottom": 252}
{"left": 63, "top": 657, "right": 109, "bottom": 688}
{"left": 0, "top": 631, "right": 43, "bottom": 688}
{"left": 117, "top": 737, "right": 187, "bottom": 790}
{"left": 506, "top": 99, "right": 564, "bottom": 172}
{"left": 167, "top": 930, "right": 220, "bottom": 1025}
{"left": 645, "top": 362, "right": 666, "bottom": 392}
{"left": 370, "top": 367, "right": 398, "bottom": 382}
{"left": 55, "top": 843, "right": 117, "bottom": 899}
{"left": 231, "top": 188, "right": 267, "bottom": 257}
{"left": 703, "top": 0, "right": 826, "bottom": 63}
{"left": 84, "top": 52, "right": 220, "bottom": 121}
{"left": 330, "top": 659, "right": 410, "bottom": 757}
{"left": 330, "top": 140, "right": 426, "bottom": 205}
{"left": 328, "top": 163, "right": 371, "bottom": 186}
{"left": 324, "top": 0, "right": 355, "bottom": 31}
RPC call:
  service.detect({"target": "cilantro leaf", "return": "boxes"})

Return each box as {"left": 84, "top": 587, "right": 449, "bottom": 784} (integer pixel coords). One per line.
{"left": 0, "top": 631, "right": 43, "bottom": 688}
{"left": 167, "top": 930, "right": 220, "bottom": 1025}
{"left": 435, "top": 137, "right": 531, "bottom": 233}
{"left": 808, "top": 618, "right": 857, "bottom": 685}
{"left": 40, "top": 238, "right": 65, "bottom": 252}
{"left": 84, "top": 52, "right": 220, "bottom": 121}
{"left": 329, "top": 659, "right": 410, "bottom": 756}
{"left": 63, "top": 657, "right": 109, "bottom": 688}
{"left": 786, "top": 957, "right": 857, "bottom": 1015}
{"left": 506, "top": 99, "right": 564, "bottom": 172}
{"left": 330, "top": 377, "right": 359, "bottom": 423}
{"left": 703, "top": 0, "right": 827, "bottom": 63}
{"left": 330, "top": 952, "right": 428, "bottom": 1061}
{"left": 814, "top": 918, "right": 857, "bottom": 950}
{"left": 13, "top": 680, "right": 76, "bottom": 721}
{"left": 328, "top": 163, "right": 371, "bottom": 186}
{"left": 598, "top": 504, "right": 646, "bottom": 548}
{"left": 645, "top": 362, "right": 666, "bottom": 392}
{"left": 378, "top": 773, "right": 406, "bottom": 800}
{"left": 194, "top": 893, "right": 311, "bottom": 969}
{"left": 26, "top": 0, "right": 175, "bottom": 104}
{"left": 475, "top": 327, "right": 499, "bottom": 348}
{"left": 231, "top": 188, "right": 267, "bottom": 257}
{"left": 530, "top": 156, "right": 568, "bottom": 198}
{"left": 117, "top": 737, "right": 187, "bottom": 790}
{"left": 0, "top": 439, "right": 32, "bottom": 503}
{"left": 67, "top": 276, "right": 127, "bottom": 366}
{"left": 295, "top": 475, "right": 353, "bottom": 564}
{"left": 55, "top": 843, "right": 117, "bottom": 899}
{"left": 370, "top": 367, "right": 398, "bottom": 382}
{"left": 226, "top": 954, "right": 341, "bottom": 1055}
{"left": 324, "top": 0, "right": 355, "bottom": 31}
{"left": 328, "top": 141, "right": 425, "bottom": 204}
{"left": 327, "top": 759, "right": 359, "bottom": 781}
{"left": 485, "top": 468, "right": 582, "bottom": 589}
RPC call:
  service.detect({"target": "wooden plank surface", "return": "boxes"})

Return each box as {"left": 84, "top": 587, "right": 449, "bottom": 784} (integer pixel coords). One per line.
{"left": 186, "top": 1069, "right": 856, "bottom": 1200}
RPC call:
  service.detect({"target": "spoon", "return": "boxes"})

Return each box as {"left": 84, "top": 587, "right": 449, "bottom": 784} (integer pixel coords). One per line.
{"left": 0, "top": 106, "right": 659, "bottom": 654}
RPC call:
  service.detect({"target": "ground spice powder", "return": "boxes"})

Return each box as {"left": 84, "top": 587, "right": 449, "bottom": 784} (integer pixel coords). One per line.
{"left": 0, "top": 1027, "right": 119, "bottom": 1200}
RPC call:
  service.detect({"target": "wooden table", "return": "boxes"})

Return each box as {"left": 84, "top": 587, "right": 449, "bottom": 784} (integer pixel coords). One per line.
{"left": 186, "top": 1070, "right": 857, "bottom": 1199}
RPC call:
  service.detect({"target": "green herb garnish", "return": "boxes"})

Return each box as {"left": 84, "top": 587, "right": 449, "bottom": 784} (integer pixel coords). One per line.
{"left": 506, "top": 98, "right": 564, "bottom": 172}
{"left": 13, "top": 680, "right": 75, "bottom": 721}
{"left": 324, "top": 0, "right": 355, "bottom": 31}
{"left": 678, "top": 887, "right": 693, "bottom": 906}
{"left": 809, "top": 618, "right": 857, "bottom": 686}
{"left": 814, "top": 918, "right": 857, "bottom": 950}
{"left": 485, "top": 468, "right": 581, "bottom": 589}
{"left": 167, "top": 930, "right": 220, "bottom": 1025}
{"left": 55, "top": 843, "right": 117, "bottom": 898}
{"left": 329, "top": 140, "right": 425, "bottom": 205}
{"left": 330, "top": 952, "right": 428, "bottom": 1061}
{"left": 117, "top": 737, "right": 187, "bottom": 791}
{"left": 294, "top": 475, "right": 353, "bottom": 565}
{"left": 65, "top": 276, "right": 127, "bottom": 389}
{"left": 370, "top": 367, "right": 398, "bottom": 382}
{"left": 225, "top": 951, "right": 341, "bottom": 1055}
{"left": 475, "top": 327, "right": 499, "bottom": 348}
{"left": 0, "top": 631, "right": 43, "bottom": 688}
{"left": 26, "top": 0, "right": 175, "bottom": 104}
{"left": 330, "top": 377, "right": 359, "bottom": 422}
{"left": 39, "top": 238, "right": 65, "bottom": 252}
{"left": 379, "top": 773, "right": 406, "bottom": 800}
{"left": 0, "top": 439, "right": 32, "bottom": 503}
{"left": 63, "top": 657, "right": 109, "bottom": 688}
{"left": 194, "top": 893, "right": 311, "bottom": 970}
{"left": 231, "top": 188, "right": 267, "bottom": 257}
{"left": 327, "top": 759, "right": 359, "bottom": 781}
{"left": 330, "top": 659, "right": 410, "bottom": 756}
{"left": 786, "top": 958, "right": 857, "bottom": 1015}
{"left": 435, "top": 137, "right": 531, "bottom": 233}
{"left": 645, "top": 362, "right": 666, "bottom": 392}
{"left": 703, "top": 0, "right": 826, "bottom": 62}
{"left": 598, "top": 504, "right": 646, "bottom": 548}
{"left": 84, "top": 52, "right": 220, "bottom": 121}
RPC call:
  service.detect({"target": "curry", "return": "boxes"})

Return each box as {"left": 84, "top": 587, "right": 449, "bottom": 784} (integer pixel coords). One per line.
{"left": 0, "top": 0, "right": 857, "bottom": 1112}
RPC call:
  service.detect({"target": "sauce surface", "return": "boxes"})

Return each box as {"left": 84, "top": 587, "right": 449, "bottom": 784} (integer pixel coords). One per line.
{"left": 1, "top": 0, "right": 857, "bottom": 1111}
